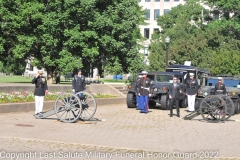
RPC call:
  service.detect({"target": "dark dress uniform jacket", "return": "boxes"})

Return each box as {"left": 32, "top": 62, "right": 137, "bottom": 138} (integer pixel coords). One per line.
{"left": 72, "top": 75, "right": 86, "bottom": 92}
{"left": 138, "top": 77, "right": 152, "bottom": 96}
{"left": 169, "top": 83, "right": 181, "bottom": 99}
{"left": 32, "top": 76, "right": 48, "bottom": 96}
{"left": 214, "top": 83, "right": 226, "bottom": 95}
{"left": 186, "top": 79, "right": 198, "bottom": 95}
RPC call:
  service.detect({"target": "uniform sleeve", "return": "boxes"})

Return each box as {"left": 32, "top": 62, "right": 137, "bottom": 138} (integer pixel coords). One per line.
{"left": 31, "top": 77, "right": 37, "bottom": 84}
{"left": 168, "top": 84, "right": 172, "bottom": 97}
{"left": 83, "top": 76, "right": 86, "bottom": 90}
{"left": 195, "top": 79, "right": 199, "bottom": 94}
{"left": 223, "top": 84, "right": 227, "bottom": 94}
{"left": 149, "top": 79, "right": 153, "bottom": 94}
{"left": 72, "top": 78, "right": 75, "bottom": 89}
{"left": 44, "top": 78, "right": 48, "bottom": 91}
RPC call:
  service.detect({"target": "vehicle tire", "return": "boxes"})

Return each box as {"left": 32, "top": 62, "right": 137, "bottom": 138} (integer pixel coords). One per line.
{"left": 194, "top": 99, "right": 200, "bottom": 110}
{"left": 179, "top": 97, "right": 188, "bottom": 108}
{"left": 126, "top": 93, "right": 136, "bottom": 108}
{"left": 149, "top": 100, "right": 156, "bottom": 107}
{"left": 161, "top": 95, "right": 170, "bottom": 110}
{"left": 234, "top": 98, "right": 240, "bottom": 114}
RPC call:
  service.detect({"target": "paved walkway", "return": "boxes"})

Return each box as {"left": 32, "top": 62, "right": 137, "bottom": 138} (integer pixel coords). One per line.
{"left": 0, "top": 104, "right": 239, "bottom": 160}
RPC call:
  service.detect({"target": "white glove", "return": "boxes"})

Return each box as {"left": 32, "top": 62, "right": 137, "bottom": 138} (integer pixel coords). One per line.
{"left": 72, "top": 89, "right": 75, "bottom": 92}
{"left": 138, "top": 93, "right": 140, "bottom": 96}
{"left": 149, "top": 94, "right": 152, "bottom": 97}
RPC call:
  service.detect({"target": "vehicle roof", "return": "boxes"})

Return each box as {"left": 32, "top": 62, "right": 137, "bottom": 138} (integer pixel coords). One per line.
{"left": 139, "top": 71, "right": 184, "bottom": 76}
{"left": 208, "top": 76, "right": 240, "bottom": 80}
{"left": 166, "top": 64, "right": 210, "bottom": 73}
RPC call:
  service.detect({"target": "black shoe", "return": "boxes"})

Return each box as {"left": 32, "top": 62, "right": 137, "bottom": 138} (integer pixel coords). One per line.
{"left": 177, "top": 115, "right": 180, "bottom": 117}
{"left": 170, "top": 114, "right": 172, "bottom": 117}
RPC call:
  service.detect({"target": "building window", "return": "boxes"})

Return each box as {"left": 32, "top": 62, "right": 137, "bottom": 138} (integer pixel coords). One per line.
{"left": 154, "top": 9, "right": 160, "bottom": 20}
{"left": 145, "top": 0, "right": 150, "bottom": 2}
{"left": 164, "top": 0, "right": 170, "bottom": 1}
{"left": 144, "top": 48, "right": 148, "bottom": 56}
{"left": 146, "top": 9, "right": 150, "bottom": 20}
{"left": 138, "top": 0, "right": 141, "bottom": 2}
{"left": 174, "top": 0, "right": 179, "bottom": 1}
{"left": 155, "top": 0, "right": 160, "bottom": 1}
{"left": 213, "top": 10, "right": 219, "bottom": 20}
{"left": 29, "top": 65, "right": 34, "bottom": 71}
{"left": 154, "top": 28, "right": 160, "bottom": 33}
{"left": 164, "top": 9, "right": 169, "bottom": 15}
{"left": 144, "top": 28, "right": 150, "bottom": 39}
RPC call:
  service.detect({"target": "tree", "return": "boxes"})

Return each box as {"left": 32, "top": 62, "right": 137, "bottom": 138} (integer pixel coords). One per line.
{"left": 0, "top": 0, "right": 146, "bottom": 83}
{"left": 149, "top": 0, "right": 209, "bottom": 69}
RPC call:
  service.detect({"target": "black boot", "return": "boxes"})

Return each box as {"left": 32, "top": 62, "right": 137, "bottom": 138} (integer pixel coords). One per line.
{"left": 177, "top": 113, "right": 180, "bottom": 117}
{"left": 170, "top": 111, "right": 173, "bottom": 117}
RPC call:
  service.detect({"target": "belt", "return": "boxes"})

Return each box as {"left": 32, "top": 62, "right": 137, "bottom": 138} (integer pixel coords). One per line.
{"left": 36, "top": 86, "right": 43, "bottom": 88}
{"left": 141, "top": 86, "right": 149, "bottom": 90}
{"left": 216, "top": 90, "right": 223, "bottom": 92}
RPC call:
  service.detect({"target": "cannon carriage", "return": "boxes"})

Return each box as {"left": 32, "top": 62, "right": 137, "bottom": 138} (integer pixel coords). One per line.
{"left": 184, "top": 95, "right": 235, "bottom": 123}
{"left": 35, "top": 91, "right": 97, "bottom": 123}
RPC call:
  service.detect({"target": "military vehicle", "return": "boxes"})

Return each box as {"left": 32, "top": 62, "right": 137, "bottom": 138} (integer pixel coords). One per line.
{"left": 127, "top": 64, "right": 210, "bottom": 110}
{"left": 196, "top": 75, "right": 240, "bottom": 114}
{"left": 127, "top": 72, "right": 183, "bottom": 108}
{"left": 161, "top": 64, "right": 210, "bottom": 109}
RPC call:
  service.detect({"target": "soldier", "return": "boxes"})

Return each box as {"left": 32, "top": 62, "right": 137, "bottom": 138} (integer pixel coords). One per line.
{"left": 186, "top": 73, "right": 198, "bottom": 112}
{"left": 136, "top": 74, "right": 143, "bottom": 110}
{"left": 32, "top": 70, "right": 48, "bottom": 116}
{"left": 214, "top": 77, "right": 227, "bottom": 95}
{"left": 72, "top": 69, "right": 86, "bottom": 96}
{"left": 169, "top": 76, "right": 182, "bottom": 117}
{"left": 138, "top": 71, "right": 152, "bottom": 113}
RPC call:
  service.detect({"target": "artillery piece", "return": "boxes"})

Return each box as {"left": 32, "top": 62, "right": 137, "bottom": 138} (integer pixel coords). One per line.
{"left": 184, "top": 95, "right": 235, "bottom": 123}
{"left": 35, "top": 91, "right": 97, "bottom": 123}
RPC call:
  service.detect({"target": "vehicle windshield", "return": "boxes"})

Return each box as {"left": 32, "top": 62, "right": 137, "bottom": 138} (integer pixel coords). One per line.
{"left": 207, "top": 79, "right": 240, "bottom": 87}
{"left": 156, "top": 75, "right": 173, "bottom": 83}
{"left": 147, "top": 74, "right": 155, "bottom": 81}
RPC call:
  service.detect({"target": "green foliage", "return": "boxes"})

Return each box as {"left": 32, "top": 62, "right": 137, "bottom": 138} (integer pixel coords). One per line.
{"left": 148, "top": 0, "right": 240, "bottom": 76}
{"left": 0, "top": 0, "right": 145, "bottom": 81}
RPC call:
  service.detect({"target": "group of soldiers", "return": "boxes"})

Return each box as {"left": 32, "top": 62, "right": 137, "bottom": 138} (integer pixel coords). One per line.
{"left": 134, "top": 71, "right": 227, "bottom": 117}
{"left": 32, "top": 69, "right": 227, "bottom": 117}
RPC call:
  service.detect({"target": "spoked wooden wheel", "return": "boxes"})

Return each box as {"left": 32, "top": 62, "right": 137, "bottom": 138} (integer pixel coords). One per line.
{"left": 200, "top": 95, "right": 227, "bottom": 123}
{"left": 54, "top": 92, "right": 82, "bottom": 123}
{"left": 223, "top": 96, "right": 235, "bottom": 120}
{"left": 75, "top": 91, "right": 97, "bottom": 120}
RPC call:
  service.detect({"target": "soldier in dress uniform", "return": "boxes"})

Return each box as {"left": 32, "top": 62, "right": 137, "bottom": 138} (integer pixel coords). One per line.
{"left": 72, "top": 69, "right": 86, "bottom": 96}
{"left": 32, "top": 70, "right": 48, "bottom": 115}
{"left": 136, "top": 74, "right": 143, "bottom": 110}
{"left": 169, "top": 76, "right": 182, "bottom": 117}
{"left": 214, "top": 77, "right": 227, "bottom": 95}
{"left": 186, "top": 73, "right": 198, "bottom": 112}
{"left": 138, "top": 71, "right": 152, "bottom": 113}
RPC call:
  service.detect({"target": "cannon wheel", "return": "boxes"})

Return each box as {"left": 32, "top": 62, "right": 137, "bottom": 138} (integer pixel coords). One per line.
{"left": 75, "top": 91, "right": 97, "bottom": 120}
{"left": 54, "top": 92, "right": 82, "bottom": 123}
{"left": 200, "top": 95, "right": 234, "bottom": 123}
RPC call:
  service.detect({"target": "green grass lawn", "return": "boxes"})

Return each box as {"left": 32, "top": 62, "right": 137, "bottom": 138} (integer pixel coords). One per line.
{"left": 0, "top": 76, "right": 32, "bottom": 83}
{"left": 0, "top": 76, "right": 128, "bottom": 84}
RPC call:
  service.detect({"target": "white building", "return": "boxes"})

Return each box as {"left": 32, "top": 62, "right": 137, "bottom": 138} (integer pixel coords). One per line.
{"left": 138, "top": 0, "right": 187, "bottom": 65}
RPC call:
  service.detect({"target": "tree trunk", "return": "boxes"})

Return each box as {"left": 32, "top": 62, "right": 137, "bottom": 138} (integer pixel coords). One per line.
{"left": 46, "top": 69, "right": 54, "bottom": 84}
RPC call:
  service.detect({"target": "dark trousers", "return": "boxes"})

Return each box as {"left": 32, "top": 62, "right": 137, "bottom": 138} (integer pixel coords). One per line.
{"left": 169, "top": 98, "right": 179, "bottom": 116}
{"left": 139, "top": 95, "right": 149, "bottom": 113}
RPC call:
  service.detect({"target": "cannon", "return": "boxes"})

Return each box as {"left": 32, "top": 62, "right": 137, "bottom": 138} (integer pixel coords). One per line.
{"left": 184, "top": 95, "right": 235, "bottom": 123}
{"left": 34, "top": 91, "right": 97, "bottom": 123}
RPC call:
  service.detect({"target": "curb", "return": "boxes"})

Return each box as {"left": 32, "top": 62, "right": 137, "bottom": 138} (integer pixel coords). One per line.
{"left": 0, "top": 97, "right": 126, "bottom": 114}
